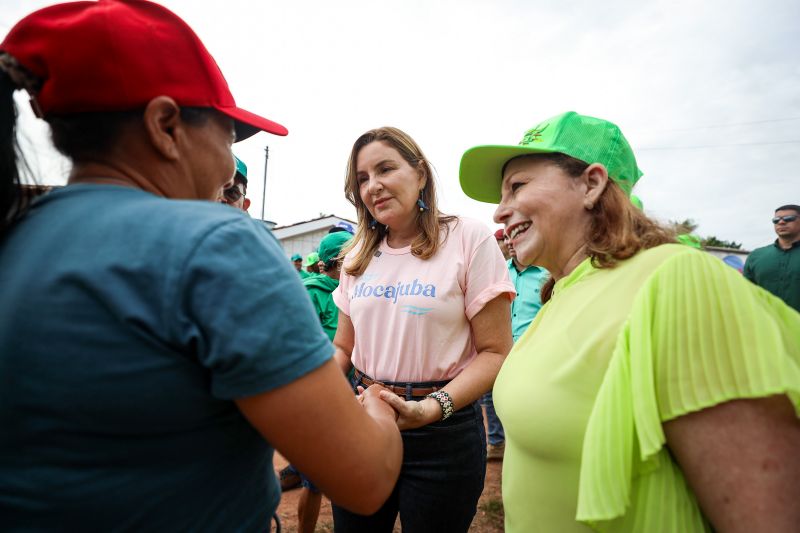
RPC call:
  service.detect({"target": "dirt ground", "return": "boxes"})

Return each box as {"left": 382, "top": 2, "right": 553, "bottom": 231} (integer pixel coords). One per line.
{"left": 272, "top": 453, "right": 503, "bottom": 533}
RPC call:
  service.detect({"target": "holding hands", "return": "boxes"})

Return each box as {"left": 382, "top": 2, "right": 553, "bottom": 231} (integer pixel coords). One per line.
{"left": 356, "top": 386, "right": 443, "bottom": 430}
{"left": 357, "top": 384, "right": 400, "bottom": 423}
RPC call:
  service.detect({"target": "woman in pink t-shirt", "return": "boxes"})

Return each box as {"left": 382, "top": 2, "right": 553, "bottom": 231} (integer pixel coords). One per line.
{"left": 331, "top": 127, "right": 515, "bottom": 532}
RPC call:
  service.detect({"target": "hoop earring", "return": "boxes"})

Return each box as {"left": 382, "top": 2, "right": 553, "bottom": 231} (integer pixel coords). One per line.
{"left": 417, "top": 190, "right": 428, "bottom": 212}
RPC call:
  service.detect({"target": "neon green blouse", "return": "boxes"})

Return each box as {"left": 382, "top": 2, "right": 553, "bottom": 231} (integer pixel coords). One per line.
{"left": 494, "top": 244, "right": 800, "bottom": 532}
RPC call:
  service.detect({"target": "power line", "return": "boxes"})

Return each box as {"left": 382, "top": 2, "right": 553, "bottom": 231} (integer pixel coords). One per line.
{"left": 639, "top": 140, "right": 800, "bottom": 151}
{"left": 640, "top": 116, "right": 800, "bottom": 133}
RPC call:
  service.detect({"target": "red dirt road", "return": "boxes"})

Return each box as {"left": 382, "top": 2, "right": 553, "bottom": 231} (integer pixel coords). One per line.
{"left": 272, "top": 453, "right": 504, "bottom": 533}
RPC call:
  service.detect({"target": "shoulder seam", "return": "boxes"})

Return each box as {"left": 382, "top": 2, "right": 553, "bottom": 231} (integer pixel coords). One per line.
{"left": 164, "top": 216, "right": 256, "bottom": 338}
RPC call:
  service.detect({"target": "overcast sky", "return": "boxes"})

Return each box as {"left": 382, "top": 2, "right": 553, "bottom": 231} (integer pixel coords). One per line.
{"left": 3, "top": 0, "right": 798, "bottom": 250}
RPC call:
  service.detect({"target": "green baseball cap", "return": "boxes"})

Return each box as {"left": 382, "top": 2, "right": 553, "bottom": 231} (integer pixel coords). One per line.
{"left": 676, "top": 233, "right": 702, "bottom": 249}
{"left": 318, "top": 232, "right": 353, "bottom": 264}
{"left": 459, "top": 111, "right": 643, "bottom": 203}
{"left": 234, "top": 155, "right": 248, "bottom": 184}
{"left": 291, "top": 253, "right": 302, "bottom": 262}
{"left": 304, "top": 252, "right": 320, "bottom": 267}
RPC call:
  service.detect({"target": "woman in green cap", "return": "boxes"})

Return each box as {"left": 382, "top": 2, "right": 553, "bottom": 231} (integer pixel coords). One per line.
{"left": 459, "top": 111, "right": 800, "bottom": 532}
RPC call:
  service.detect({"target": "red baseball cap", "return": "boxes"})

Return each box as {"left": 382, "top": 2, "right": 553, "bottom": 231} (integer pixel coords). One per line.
{"left": 494, "top": 228, "right": 505, "bottom": 240}
{"left": 0, "top": 0, "right": 287, "bottom": 141}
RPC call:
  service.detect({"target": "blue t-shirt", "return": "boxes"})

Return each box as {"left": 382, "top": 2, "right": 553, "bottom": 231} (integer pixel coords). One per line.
{"left": 0, "top": 185, "right": 333, "bottom": 531}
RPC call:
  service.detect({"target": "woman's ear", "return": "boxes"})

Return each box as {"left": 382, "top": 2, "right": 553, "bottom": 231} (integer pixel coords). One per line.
{"left": 416, "top": 161, "right": 428, "bottom": 190}
{"left": 142, "top": 96, "right": 182, "bottom": 161}
{"left": 582, "top": 163, "right": 609, "bottom": 210}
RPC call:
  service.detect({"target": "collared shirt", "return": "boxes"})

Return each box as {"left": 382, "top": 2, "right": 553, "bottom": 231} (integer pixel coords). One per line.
{"left": 508, "top": 260, "right": 548, "bottom": 342}
{"left": 743, "top": 238, "right": 800, "bottom": 312}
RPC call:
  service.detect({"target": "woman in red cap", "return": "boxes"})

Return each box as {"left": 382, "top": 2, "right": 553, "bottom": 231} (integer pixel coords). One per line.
{"left": 0, "top": 1, "right": 401, "bottom": 530}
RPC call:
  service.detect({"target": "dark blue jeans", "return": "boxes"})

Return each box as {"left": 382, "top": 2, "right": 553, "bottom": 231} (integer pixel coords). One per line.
{"left": 480, "top": 391, "right": 505, "bottom": 446}
{"left": 333, "top": 374, "right": 486, "bottom": 533}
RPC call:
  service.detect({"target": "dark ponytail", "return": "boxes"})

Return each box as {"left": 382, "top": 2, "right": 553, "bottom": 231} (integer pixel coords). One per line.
{"left": 0, "top": 69, "right": 25, "bottom": 238}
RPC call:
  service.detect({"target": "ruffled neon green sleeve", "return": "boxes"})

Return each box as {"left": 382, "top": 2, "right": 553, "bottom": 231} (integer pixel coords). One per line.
{"left": 576, "top": 249, "right": 800, "bottom": 532}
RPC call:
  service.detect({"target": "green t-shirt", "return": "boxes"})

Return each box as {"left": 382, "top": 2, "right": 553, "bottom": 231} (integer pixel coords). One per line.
{"left": 303, "top": 274, "right": 339, "bottom": 341}
{"left": 495, "top": 244, "right": 800, "bottom": 533}
{"left": 743, "top": 239, "right": 800, "bottom": 312}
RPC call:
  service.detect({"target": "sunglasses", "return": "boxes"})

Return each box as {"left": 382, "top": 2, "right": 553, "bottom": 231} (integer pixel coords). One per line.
{"left": 772, "top": 215, "right": 798, "bottom": 224}
{"left": 223, "top": 185, "right": 244, "bottom": 203}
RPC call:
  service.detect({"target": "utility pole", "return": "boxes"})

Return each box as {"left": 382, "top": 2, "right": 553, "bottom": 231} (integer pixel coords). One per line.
{"left": 260, "top": 146, "right": 269, "bottom": 221}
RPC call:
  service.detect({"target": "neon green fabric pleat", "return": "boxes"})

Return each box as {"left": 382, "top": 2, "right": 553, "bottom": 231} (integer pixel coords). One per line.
{"left": 576, "top": 247, "right": 800, "bottom": 532}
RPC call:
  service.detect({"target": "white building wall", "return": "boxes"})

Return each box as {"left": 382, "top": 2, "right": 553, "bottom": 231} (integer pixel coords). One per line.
{"left": 704, "top": 247, "right": 749, "bottom": 272}
{"left": 704, "top": 248, "right": 749, "bottom": 261}
{"left": 280, "top": 228, "right": 331, "bottom": 260}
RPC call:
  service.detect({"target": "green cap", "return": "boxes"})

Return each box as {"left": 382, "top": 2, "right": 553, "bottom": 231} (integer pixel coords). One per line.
{"left": 304, "top": 252, "right": 320, "bottom": 267}
{"left": 676, "top": 233, "right": 702, "bottom": 249}
{"left": 459, "top": 111, "right": 643, "bottom": 203}
{"left": 234, "top": 155, "right": 248, "bottom": 184}
{"left": 318, "top": 232, "right": 353, "bottom": 264}
{"left": 291, "top": 253, "right": 302, "bottom": 262}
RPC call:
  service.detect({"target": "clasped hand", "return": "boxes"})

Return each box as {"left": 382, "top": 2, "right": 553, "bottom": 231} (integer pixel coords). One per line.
{"left": 357, "top": 385, "right": 442, "bottom": 430}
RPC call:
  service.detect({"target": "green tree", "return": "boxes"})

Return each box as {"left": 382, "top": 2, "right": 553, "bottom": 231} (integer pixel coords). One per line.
{"left": 669, "top": 218, "right": 742, "bottom": 249}
{"left": 670, "top": 218, "right": 698, "bottom": 236}
{"left": 702, "top": 236, "right": 742, "bottom": 249}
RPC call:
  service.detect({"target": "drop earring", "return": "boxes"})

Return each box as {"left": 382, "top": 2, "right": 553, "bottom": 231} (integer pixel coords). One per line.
{"left": 369, "top": 219, "right": 378, "bottom": 230}
{"left": 417, "top": 190, "right": 428, "bottom": 212}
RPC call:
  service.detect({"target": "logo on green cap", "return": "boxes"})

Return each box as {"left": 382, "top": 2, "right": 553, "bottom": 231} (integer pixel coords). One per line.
{"left": 520, "top": 123, "right": 549, "bottom": 145}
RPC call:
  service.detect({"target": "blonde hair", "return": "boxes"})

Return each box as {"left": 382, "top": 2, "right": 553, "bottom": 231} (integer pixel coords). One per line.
{"left": 343, "top": 127, "right": 456, "bottom": 277}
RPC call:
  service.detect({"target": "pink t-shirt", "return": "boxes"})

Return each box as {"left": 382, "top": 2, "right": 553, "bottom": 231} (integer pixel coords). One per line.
{"left": 333, "top": 217, "right": 515, "bottom": 382}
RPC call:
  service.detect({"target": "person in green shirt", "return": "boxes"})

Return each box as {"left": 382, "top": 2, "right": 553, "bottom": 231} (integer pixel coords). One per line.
{"left": 291, "top": 253, "right": 310, "bottom": 279}
{"left": 293, "top": 231, "right": 353, "bottom": 533}
{"left": 744, "top": 204, "right": 800, "bottom": 312}
{"left": 304, "top": 232, "right": 352, "bottom": 340}
{"left": 304, "top": 251, "right": 321, "bottom": 276}
{"left": 459, "top": 111, "right": 800, "bottom": 533}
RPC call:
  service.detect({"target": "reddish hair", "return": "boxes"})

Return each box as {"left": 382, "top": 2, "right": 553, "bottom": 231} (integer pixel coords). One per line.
{"left": 518, "top": 153, "right": 676, "bottom": 303}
